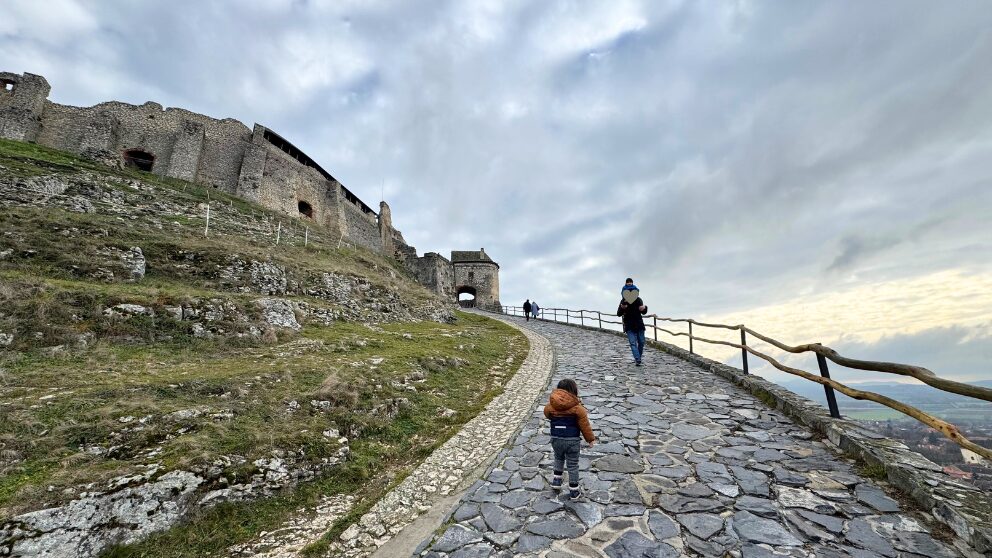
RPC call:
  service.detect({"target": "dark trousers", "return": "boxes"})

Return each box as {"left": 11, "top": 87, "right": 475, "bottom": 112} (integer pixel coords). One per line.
{"left": 551, "top": 437, "right": 581, "bottom": 485}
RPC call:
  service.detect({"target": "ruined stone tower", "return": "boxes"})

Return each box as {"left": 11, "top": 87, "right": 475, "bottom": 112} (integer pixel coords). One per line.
{"left": 451, "top": 249, "right": 501, "bottom": 310}
{"left": 0, "top": 72, "right": 50, "bottom": 141}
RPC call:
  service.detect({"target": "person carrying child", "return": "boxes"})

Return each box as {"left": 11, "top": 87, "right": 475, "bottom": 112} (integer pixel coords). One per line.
{"left": 617, "top": 277, "right": 648, "bottom": 366}
{"left": 543, "top": 379, "right": 596, "bottom": 498}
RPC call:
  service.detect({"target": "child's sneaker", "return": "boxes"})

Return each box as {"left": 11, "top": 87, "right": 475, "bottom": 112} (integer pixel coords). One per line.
{"left": 551, "top": 474, "right": 563, "bottom": 491}
{"left": 568, "top": 485, "right": 582, "bottom": 499}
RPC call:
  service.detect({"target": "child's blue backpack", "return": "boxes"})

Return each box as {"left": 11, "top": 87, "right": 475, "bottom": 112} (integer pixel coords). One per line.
{"left": 549, "top": 415, "right": 580, "bottom": 438}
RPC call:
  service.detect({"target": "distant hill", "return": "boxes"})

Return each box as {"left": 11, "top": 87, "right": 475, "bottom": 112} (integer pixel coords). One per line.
{"left": 776, "top": 378, "right": 992, "bottom": 415}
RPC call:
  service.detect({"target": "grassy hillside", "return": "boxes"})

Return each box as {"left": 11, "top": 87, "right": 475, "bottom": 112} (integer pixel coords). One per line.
{"left": 0, "top": 139, "right": 527, "bottom": 555}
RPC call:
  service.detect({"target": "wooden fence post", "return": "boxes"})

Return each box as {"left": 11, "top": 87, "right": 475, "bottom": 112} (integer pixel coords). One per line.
{"left": 817, "top": 352, "right": 842, "bottom": 418}
{"left": 740, "top": 328, "right": 749, "bottom": 374}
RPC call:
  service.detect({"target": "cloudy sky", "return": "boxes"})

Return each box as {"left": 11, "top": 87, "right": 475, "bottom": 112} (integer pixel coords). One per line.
{"left": 2, "top": 1, "right": 990, "bottom": 388}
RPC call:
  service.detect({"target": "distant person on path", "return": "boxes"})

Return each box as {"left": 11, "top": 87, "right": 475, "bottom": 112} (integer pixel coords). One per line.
{"left": 617, "top": 278, "right": 648, "bottom": 366}
{"left": 523, "top": 299, "right": 532, "bottom": 321}
{"left": 531, "top": 301, "right": 540, "bottom": 320}
{"left": 544, "top": 378, "right": 596, "bottom": 499}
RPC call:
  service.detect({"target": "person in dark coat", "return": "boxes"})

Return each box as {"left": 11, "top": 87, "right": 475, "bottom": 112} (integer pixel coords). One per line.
{"left": 523, "top": 299, "right": 532, "bottom": 321}
{"left": 617, "top": 288, "right": 648, "bottom": 366}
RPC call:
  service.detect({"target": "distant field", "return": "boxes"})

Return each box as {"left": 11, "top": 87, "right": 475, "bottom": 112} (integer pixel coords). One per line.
{"left": 843, "top": 409, "right": 906, "bottom": 420}
{"left": 842, "top": 406, "right": 992, "bottom": 424}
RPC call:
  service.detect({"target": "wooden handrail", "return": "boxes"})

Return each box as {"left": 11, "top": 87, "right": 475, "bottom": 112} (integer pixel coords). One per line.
{"left": 499, "top": 304, "right": 992, "bottom": 461}
{"left": 686, "top": 332, "right": 992, "bottom": 462}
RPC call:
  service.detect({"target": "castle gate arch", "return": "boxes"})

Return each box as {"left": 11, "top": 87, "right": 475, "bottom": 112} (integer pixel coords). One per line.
{"left": 450, "top": 249, "right": 500, "bottom": 311}
{"left": 457, "top": 285, "right": 477, "bottom": 308}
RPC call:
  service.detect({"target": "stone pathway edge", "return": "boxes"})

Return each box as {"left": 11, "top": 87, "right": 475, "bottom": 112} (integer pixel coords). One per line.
{"left": 491, "top": 313, "right": 992, "bottom": 556}
{"left": 331, "top": 312, "right": 556, "bottom": 557}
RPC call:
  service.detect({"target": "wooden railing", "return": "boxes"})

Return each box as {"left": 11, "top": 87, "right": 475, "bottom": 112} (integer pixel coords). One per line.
{"left": 501, "top": 304, "right": 992, "bottom": 461}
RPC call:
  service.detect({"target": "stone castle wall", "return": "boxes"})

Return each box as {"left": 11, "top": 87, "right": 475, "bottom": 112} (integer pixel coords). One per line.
{"left": 34, "top": 100, "right": 252, "bottom": 192}
{"left": 415, "top": 253, "right": 455, "bottom": 298}
{"left": 0, "top": 70, "right": 501, "bottom": 305}
{"left": 341, "top": 200, "right": 383, "bottom": 253}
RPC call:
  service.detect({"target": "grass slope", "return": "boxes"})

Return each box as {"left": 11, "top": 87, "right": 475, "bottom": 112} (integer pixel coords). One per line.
{"left": 0, "top": 139, "right": 528, "bottom": 556}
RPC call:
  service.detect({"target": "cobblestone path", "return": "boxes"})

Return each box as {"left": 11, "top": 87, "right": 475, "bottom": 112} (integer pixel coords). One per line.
{"left": 421, "top": 318, "right": 969, "bottom": 558}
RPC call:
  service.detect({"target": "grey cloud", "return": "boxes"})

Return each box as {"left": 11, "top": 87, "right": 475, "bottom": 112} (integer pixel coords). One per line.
{"left": 2, "top": 1, "right": 991, "bottom": 349}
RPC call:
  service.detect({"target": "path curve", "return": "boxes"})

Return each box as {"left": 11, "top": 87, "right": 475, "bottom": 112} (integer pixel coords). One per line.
{"left": 419, "top": 317, "right": 976, "bottom": 558}
{"left": 232, "top": 312, "right": 555, "bottom": 557}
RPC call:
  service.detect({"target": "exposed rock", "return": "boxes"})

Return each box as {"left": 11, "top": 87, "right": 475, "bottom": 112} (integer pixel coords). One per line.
{"left": 103, "top": 303, "right": 153, "bottom": 317}
{"left": 0, "top": 471, "right": 203, "bottom": 558}
{"left": 256, "top": 298, "right": 301, "bottom": 331}
{"left": 122, "top": 246, "right": 146, "bottom": 281}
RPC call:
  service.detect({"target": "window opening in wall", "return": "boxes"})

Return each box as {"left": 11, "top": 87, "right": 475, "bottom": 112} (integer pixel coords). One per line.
{"left": 468, "top": 271, "right": 475, "bottom": 281}
{"left": 1, "top": 80, "right": 14, "bottom": 92}
{"left": 298, "top": 200, "right": 314, "bottom": 218}
{"left": 122, "top": 149, "right": 155, "bottom": 172}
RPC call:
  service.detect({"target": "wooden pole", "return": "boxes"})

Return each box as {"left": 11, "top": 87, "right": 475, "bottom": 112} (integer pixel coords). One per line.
{"left": 741, "top": 328, "right": 749, "bottom": 374}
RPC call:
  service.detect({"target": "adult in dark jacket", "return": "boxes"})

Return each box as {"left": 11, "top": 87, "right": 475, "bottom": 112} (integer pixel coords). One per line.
{"left": 617, "top": 295, "right": 648, "bottom": 365}
{"left": 523, "top": 299, "right": 532, "bottom": 321}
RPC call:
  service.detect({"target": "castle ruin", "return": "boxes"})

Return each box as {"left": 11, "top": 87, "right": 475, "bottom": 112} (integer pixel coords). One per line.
{"left": 0, "top": 71, "right": 500, "bottom": 309}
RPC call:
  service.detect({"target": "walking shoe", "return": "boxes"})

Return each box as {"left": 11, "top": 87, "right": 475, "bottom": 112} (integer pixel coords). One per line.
{"left": 551, "top": 474, "right": 563, "bottom": 491}
{"left": 568, "top": 485, "right": 582, "bottom": 499}
{"left": 635, "top": 360, "right": 642, "bottom": 366}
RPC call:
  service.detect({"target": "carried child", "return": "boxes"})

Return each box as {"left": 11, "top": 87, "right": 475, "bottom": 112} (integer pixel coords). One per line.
{"left": 543, "top": 379, "right": 596, "bottom": 498}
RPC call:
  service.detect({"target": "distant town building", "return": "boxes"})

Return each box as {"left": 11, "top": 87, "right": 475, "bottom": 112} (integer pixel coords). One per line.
{"left": 961, "top": 448, "right": 986, "bottom": 465}
{"left": 943, "top": 465, "right": 973, "bottom": 480}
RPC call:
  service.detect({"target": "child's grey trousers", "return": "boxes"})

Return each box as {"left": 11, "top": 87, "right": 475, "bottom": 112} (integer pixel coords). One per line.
{"left": 551, "top": 437, "right": 581, "bottom": 485}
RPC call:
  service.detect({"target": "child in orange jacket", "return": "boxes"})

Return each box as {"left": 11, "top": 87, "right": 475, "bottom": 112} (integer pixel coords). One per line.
{"left": 543, "top": 378, "right": 596, "bottom": 498}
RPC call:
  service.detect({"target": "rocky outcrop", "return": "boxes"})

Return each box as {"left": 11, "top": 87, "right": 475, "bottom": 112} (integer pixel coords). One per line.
{"left": 0, "top": 469, "right": 202, "bottom": 558}
{"left": 256, "top": 298, "right": 301, "bottom": 331}
{"left": 0, "top": 446, "right": 350, "bottom": 558}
